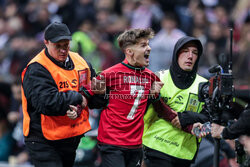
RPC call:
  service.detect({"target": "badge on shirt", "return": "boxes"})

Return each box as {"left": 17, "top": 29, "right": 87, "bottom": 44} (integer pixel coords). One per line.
{"left": 185, "top": 93, "right": 200, "bottom": 112}
{"left": 78, "top": 69, "right": 89, "bottom": 88}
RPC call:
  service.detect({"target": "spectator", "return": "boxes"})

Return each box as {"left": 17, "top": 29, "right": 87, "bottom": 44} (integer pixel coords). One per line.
{"left": 148, "top": 13, "right": 185, "bottom": 72}
{"left": 0, "top": 108, "right": 15, "bottom": 161}
{"left": 7, "top": 77, "right": 30, "bottom": 165}
{"left": 130, "top": 0, "right": 164, "bottom": 31}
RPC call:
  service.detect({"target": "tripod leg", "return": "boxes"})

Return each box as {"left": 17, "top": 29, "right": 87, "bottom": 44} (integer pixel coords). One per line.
{"left": 213, "top": 138, "right": 220, "bottom": 167}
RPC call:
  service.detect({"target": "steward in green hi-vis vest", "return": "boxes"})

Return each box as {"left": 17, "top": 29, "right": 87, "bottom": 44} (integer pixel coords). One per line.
{"left": 143, "top": 70, "right": 207, "bottom": 160}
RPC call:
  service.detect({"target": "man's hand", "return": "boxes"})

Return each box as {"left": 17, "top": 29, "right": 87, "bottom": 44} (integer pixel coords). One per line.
{"left": 171, "top": 116, "right": 181, "bottom": 129}
{"left": 67, "top": 105, "right": 78, "bottom": 120}
{"left": 211, "top": 123, "right": 225, "bottom": 138}
{"left": 7, "top": 111, "right": 20, "bottom": 123}
{"left": 239, "top": 135, "right": 250, "bottom": 155}
{"left": 150, "top": 81, "right": 164, "bottom": 95}
{"left": 191, "top": 122, "right": 208, "bottom": 138}
{"left": 91, "top": 75, "right": 106, "bottom": 94}
{"left": 81, "top": 95, "right": 88, "bottom": 108}
{"left": 228, "top": 158, "right": 239, "bottom": 167}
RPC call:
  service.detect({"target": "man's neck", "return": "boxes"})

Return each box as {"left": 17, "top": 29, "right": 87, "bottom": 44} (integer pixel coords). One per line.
{"left": 122, "top": 59, "right": 145, "bottom": 70}
{"left": 45, "top": 48, "right": 70, "bottom": 68}
{"left": 124, "top": 59, "right": 143, "bottom": 68}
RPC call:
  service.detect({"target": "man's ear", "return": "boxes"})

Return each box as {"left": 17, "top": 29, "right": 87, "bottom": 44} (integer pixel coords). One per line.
{"left": 44, "top": 39, "right": 49, "bottom": 46}
{"left": 125, "top": 47, "right": 133, "bottom": 56}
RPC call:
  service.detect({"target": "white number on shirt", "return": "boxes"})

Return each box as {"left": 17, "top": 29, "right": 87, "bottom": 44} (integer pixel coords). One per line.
{"left": 127, "top": 85, "right": 145, "bottom": 120}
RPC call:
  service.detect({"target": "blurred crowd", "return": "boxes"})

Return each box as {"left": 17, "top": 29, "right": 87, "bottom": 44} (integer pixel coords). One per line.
{"left": 0, "top": 0, "right": 249, "bottom": 166}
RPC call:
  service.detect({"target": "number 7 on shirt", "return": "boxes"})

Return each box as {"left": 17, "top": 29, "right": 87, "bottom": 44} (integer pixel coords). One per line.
{"left": 127, "top": 85, "right": 145, "bottom": 120}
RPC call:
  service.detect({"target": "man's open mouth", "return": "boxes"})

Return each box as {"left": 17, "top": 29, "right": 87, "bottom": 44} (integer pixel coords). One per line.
{"left": 144, "top": 54, "right": 149, "bottom": 59}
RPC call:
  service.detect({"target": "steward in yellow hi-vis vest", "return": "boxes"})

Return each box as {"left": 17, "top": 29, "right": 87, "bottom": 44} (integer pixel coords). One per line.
{"left": 21, "top": 22, "right": 106, "bottom": 167}
{"left": 143, "top": 36, "right": 209, "bottom": 167}
{"left": 143, "top": 70, "right": 207, "bottom": 158}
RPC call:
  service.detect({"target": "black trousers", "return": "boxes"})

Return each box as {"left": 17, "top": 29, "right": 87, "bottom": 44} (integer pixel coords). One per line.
{"left": 25, "top": 137, "right": 80, "bottom": 167}
{"left": 98, "top": 144, "right": 143, "bottom": 167}
{"left": 144, "top": 147, "right": 192, "bottom": 167}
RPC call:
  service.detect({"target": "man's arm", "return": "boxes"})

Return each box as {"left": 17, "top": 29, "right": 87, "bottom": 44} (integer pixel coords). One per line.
{"left": 212, "top": 109, "right": 250, "bottom": 139}
{"left": 152, "top": 98, "right": 177, "bottom": 122}
{"left": 79, "top": 62, "right": 107, "bottom": 109}
{"left": 152, "top": 99, "right": 193, "bottom": 132}
{"left": 177, "top": 109, "right": 210, "bottom": 127}
{"left": 152, "top": 98, "right": 210, "bottom": 133}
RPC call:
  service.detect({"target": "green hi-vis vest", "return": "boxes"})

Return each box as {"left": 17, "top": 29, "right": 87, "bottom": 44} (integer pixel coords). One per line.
{"left": 143, "top": 70, "right": 207, "bottom": 160}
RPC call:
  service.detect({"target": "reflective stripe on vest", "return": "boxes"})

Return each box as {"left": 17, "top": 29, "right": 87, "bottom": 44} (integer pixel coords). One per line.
{"left": 21, "top": 49, "right": 91, "bottom": 140}
{"left": 143, "top": 70, "right": 207, "bottom": 160}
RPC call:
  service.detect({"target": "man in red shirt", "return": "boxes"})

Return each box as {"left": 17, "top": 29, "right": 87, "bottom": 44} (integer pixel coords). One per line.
{"left": 97, "top": 28, "right": 163, "bottom": 167}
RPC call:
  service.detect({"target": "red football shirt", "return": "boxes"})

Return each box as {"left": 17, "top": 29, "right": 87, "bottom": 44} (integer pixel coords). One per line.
{"left": 97, "top": 60, "right": 160, "bottom": 146}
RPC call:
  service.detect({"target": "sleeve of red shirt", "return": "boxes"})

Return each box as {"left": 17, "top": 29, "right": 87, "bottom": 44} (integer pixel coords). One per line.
{"left": 148, "top": 71, "right": 161, "bottom": 101}
{"left": 152, "top": 98, "right": 177, "bottom": 122}
{"left": 152, "top": 99, "right": 194, "bottom": 133}
{"left": 79, "top": 82, "right": 94, "bottom": 98}
{"left": 151, "top": 72, "right": 161, "bottom": 82}
{"left": 80, "top": 71, "right": 109, "bottom": 98}
{"left": 150, "top": 71, "right": 194, "bottom": 133}
{"left": 96, "top": 71, "right": 109, "bottom": 87}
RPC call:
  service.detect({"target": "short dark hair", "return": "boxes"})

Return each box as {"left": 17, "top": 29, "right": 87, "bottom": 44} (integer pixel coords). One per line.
{"left": 117, "top": 28, "right": 154, "bottom": 50}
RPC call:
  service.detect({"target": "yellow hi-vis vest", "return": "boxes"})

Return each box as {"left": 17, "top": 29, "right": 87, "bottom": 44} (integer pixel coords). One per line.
{"left": 143, "top": 70, "right": 207, "bottom": 160}
{"left": 21, "top": 49, "right": 91, "bottom": 140}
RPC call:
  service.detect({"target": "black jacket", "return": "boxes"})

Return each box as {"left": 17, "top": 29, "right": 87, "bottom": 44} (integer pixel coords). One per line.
{"left": 222, "top": 107, "right": 250, "bottom": 139}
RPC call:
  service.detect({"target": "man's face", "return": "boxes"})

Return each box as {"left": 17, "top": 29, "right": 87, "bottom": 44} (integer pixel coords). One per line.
{"left": 177, "top": 43, "right": 198, "bottom": 71}
{"left": 45, "top": 39, "right": 70, "bottom": 62}
{"left": 127, "top": 38, "right": 151, "bottom": 67}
